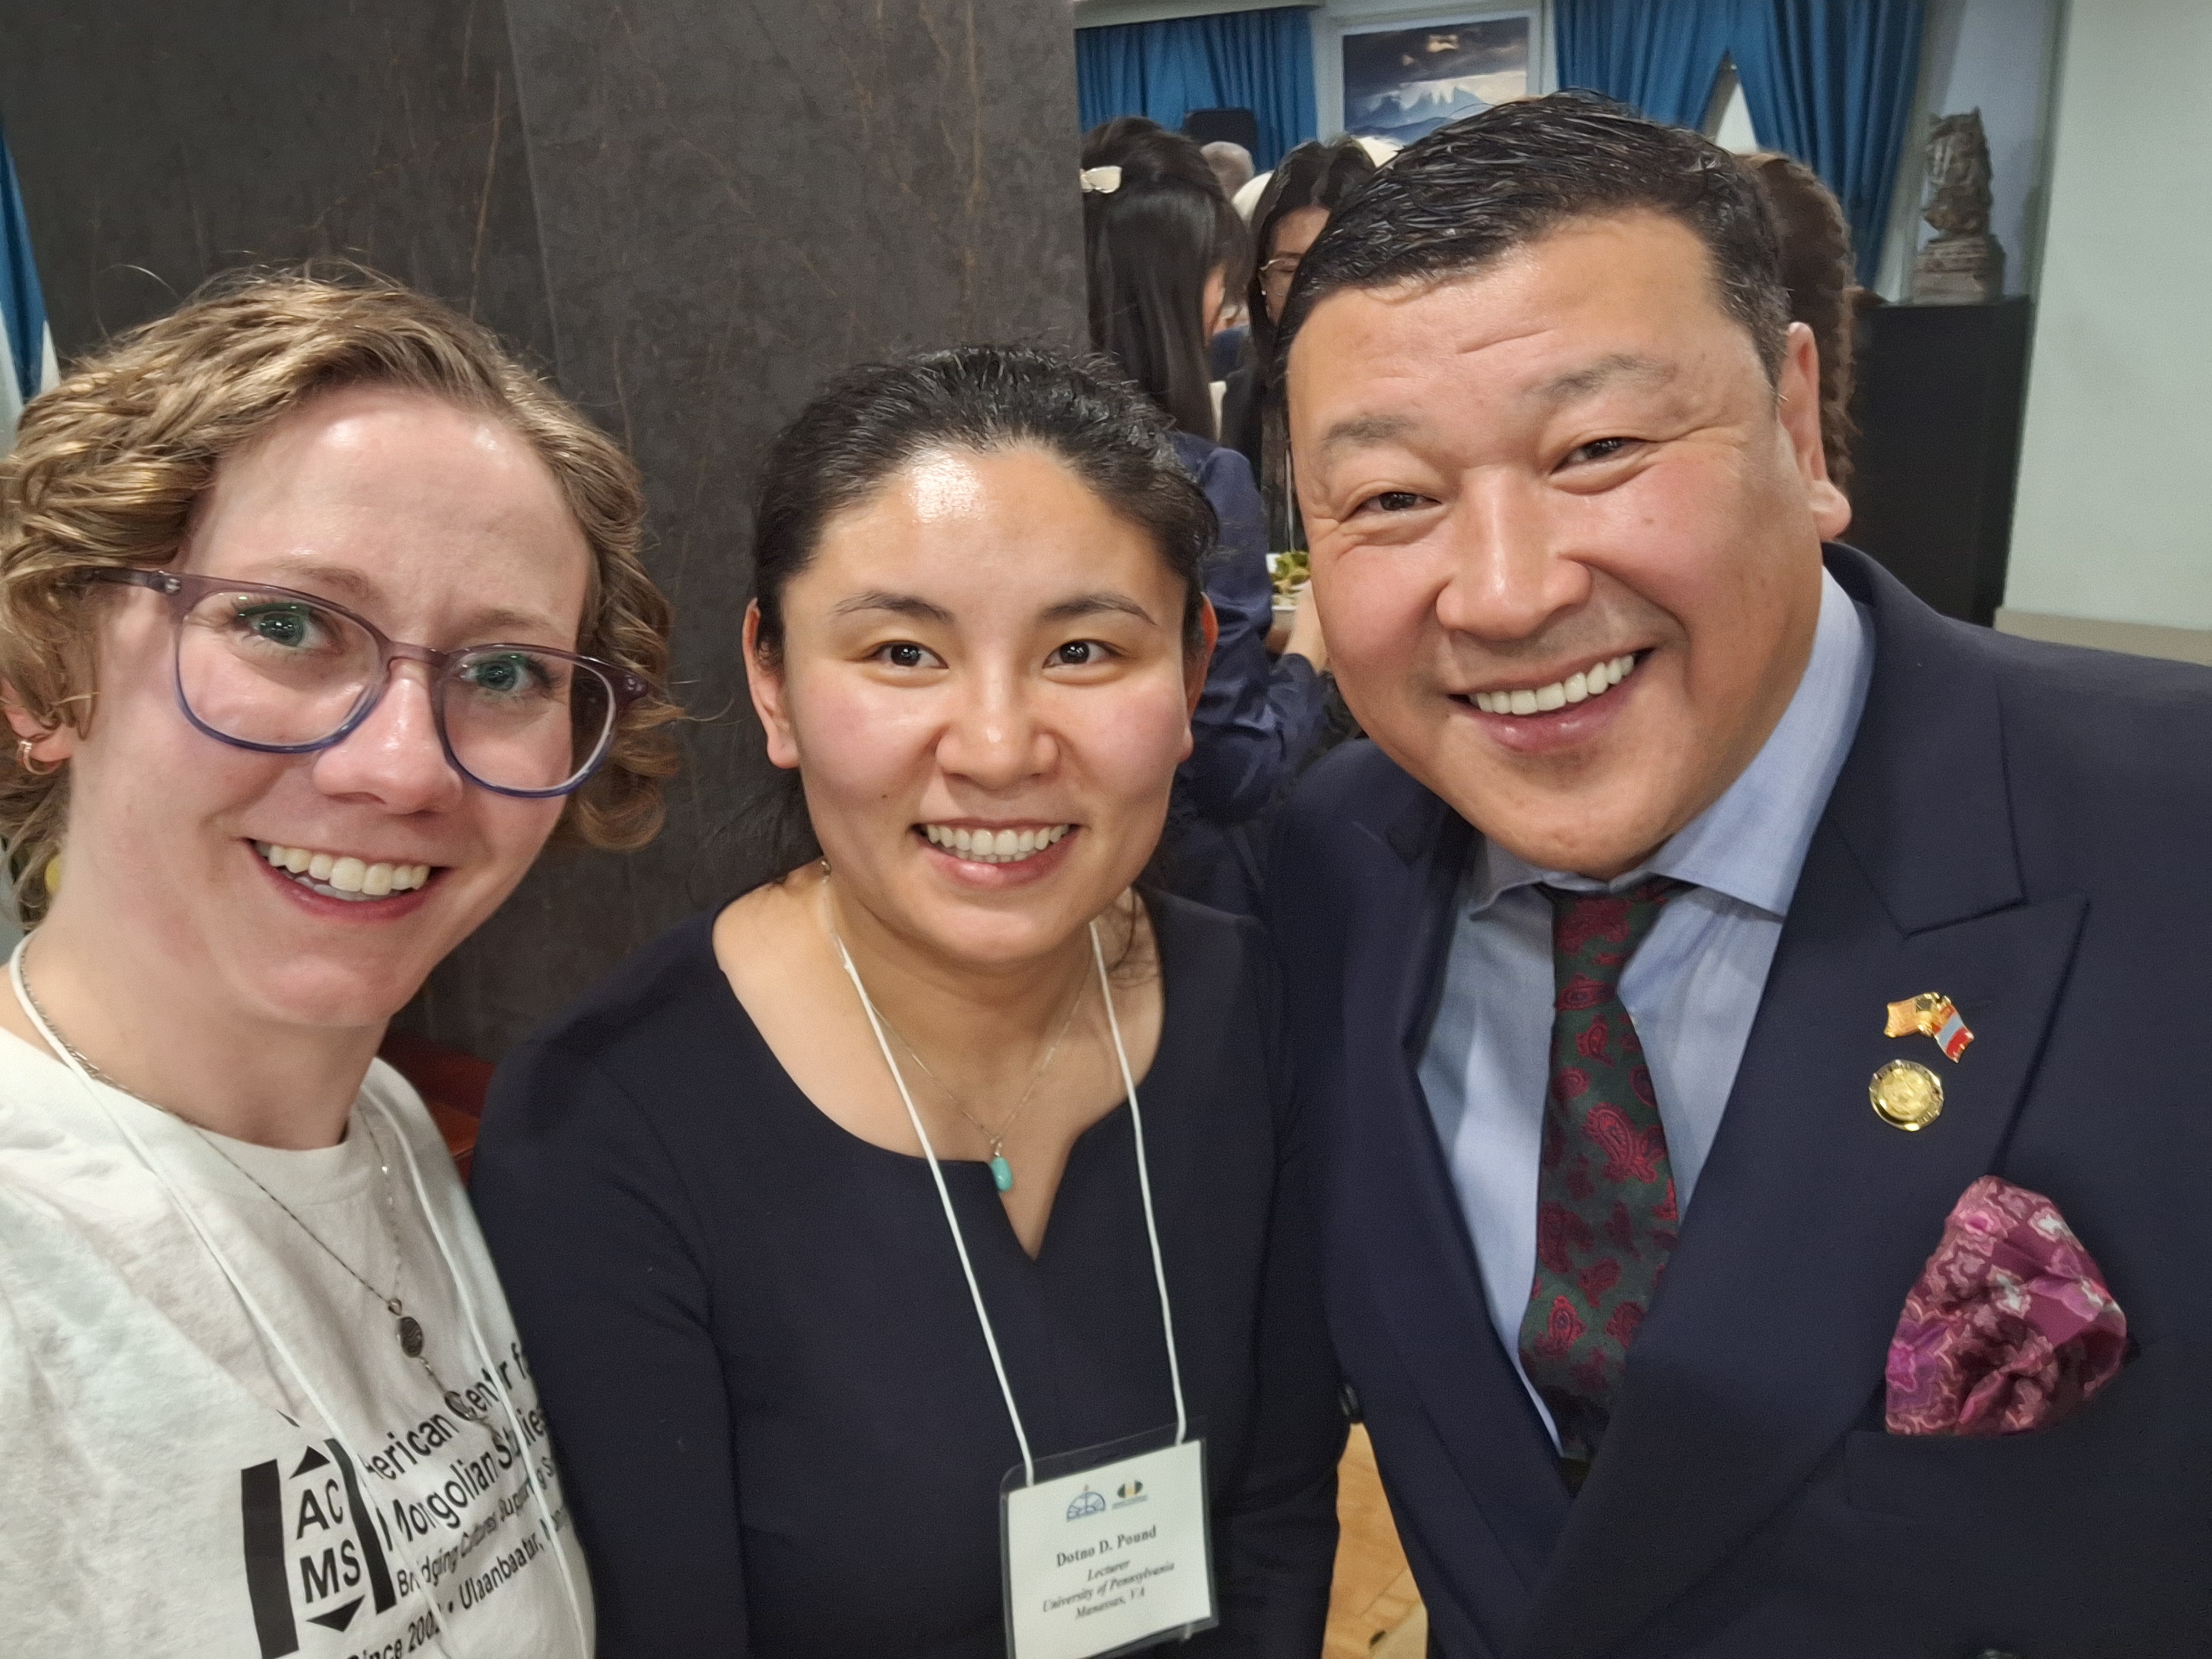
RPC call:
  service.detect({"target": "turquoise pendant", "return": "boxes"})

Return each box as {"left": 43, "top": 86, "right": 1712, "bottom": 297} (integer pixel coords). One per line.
{"left": 989, "top": 1154, "right": 1015, "bottom": 1193}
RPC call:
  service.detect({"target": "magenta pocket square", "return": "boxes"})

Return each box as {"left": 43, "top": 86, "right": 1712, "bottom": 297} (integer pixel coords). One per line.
{"left": 1884, "top": 1175, "right": 2127, "bottom": 1437}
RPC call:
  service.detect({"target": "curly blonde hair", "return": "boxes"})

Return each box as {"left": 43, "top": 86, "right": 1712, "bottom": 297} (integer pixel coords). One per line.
{"left": 0, "top": 266, "right": 678, "bottom": 923}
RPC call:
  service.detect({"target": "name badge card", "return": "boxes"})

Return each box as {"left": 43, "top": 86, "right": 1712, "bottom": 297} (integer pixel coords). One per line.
{"left": 1000, "top": 1431, "right": 1215, "bottom": 1659}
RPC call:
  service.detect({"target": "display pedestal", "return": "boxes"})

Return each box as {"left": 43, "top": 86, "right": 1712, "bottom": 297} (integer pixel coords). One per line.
{"left": 1849, "top": 298, "right": 2032, "bottom": 626}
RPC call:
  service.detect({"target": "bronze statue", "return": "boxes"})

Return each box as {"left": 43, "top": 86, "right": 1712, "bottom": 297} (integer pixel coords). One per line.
{"left": 1914, "top": 110, "right": 2003, "bottom": 303}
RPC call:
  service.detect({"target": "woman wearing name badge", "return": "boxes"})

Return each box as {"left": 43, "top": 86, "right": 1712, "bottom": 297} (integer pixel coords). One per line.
{"left": 0, "top": 270, "right": 678, "bottom": 1654}
{"left": 471, "top": 347, "right": 1345, "bottom": 1657}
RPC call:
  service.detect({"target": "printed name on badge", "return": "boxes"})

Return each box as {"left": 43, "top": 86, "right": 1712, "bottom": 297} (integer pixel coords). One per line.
{"left": 1002, "top": 1437, "right": 1214, "bottom": 1659}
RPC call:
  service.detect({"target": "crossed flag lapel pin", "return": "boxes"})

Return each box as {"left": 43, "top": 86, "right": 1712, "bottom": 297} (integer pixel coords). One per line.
{"left": 1885, "top": 991, "right": 1975, "bottom": 1061}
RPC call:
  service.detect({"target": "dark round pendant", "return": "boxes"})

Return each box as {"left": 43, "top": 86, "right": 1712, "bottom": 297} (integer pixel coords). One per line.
{"left": 397, "top": 1315, "right": 425, "bottom": 1358}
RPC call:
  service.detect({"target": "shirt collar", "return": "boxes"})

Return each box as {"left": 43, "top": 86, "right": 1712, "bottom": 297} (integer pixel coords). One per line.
{"left": 1469, "top": 567, "right": 1875, "bottom": 917}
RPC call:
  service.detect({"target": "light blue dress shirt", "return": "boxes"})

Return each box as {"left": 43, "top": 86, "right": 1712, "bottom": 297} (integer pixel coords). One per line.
{"left": 1417, "top": 569, "right": 1875, "bottom": 1438}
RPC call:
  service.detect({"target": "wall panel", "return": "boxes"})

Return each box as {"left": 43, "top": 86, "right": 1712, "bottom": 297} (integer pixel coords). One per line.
{"left": 0, "top": 0, "right": 1088, "bottom": 1056}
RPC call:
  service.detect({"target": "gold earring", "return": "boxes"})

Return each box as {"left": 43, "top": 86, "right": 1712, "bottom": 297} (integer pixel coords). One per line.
{"left": 16, "top": 738, "right": 60, "bottom": 777}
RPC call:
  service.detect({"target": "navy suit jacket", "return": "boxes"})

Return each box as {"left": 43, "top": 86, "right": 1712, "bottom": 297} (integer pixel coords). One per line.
{"left": 1267, "top": 547, "right": 2212, "bottom": 1658}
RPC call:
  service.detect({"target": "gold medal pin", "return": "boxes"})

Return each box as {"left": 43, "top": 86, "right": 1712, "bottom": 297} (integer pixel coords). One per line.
{"left": 1871, "top": 993, "right": 1972, "bottom": 1131}
{"left": 1869, "top": 1059, "right": 1944, "bottom": 1130}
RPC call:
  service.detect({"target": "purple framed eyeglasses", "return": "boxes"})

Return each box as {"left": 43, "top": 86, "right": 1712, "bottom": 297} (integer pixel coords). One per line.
{"left": 87, "top": 567, "right": 653, "bottom": 798}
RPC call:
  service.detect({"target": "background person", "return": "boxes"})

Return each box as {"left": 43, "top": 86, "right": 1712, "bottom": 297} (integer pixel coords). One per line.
{"left": 1268, "top": 94, "right": 2212, "bottom": 1656}
{"left": 1202, "top": 138, "right": 1255, "bottom": 203}
{"left": 1231, "top": 169, "right": 1271, "bottom": 225}
{"left": 1202, "top": 142, "right": 1260, "bottom": 367}
{"left": 1082, "top": 116, "right": 1247, "bottom": 444}
{"left": 1218, "top": 136, "right": 1379, "bottom": 537}
{"left": 472, "top": 347, "right": 1345, "bottom": 1658}
{"left": 1080, "top": 117, "right": 1330, "bottom": 897}
{"left": 1743, "top": 150, "right": 1861, "bottom": 493}
{"left": 0, "top": 268, "right": 677, "bottom": 1655}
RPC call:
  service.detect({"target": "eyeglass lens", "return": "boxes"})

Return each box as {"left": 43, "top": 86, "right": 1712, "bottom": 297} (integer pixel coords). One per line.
{"left": 176, "top": 586, "right": 615, "bottom": 793}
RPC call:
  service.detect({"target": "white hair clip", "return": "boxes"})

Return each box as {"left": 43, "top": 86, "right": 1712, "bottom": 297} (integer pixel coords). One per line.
{"left": 1079, "top": 165, "right": 1123, "bottom": 195}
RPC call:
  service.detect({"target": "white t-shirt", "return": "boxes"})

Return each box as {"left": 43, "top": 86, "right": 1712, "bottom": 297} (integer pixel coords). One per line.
{"left": 0, "top": 1029, "right": 594, "bottom": 1656}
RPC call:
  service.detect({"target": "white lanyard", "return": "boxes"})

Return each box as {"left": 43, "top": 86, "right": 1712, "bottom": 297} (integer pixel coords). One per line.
{"left": 7, "top": 938, "right": 590, "bottom": 1658}
{"left": 830, "top": 913, "right": 1189, "bottom": 1486}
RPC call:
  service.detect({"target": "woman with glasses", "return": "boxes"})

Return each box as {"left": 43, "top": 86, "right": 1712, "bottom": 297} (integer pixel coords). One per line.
{"left": 0, "top": 269, "right": 675, "bottom": 1656}
{"left": 1218, "top": 138, "right": 1380, "bottom": 547}
{"left": 471, "top": 348, "right": 1345, "bottom": 1657}
{"left": 1080, "top": 118, "right": 1331, "bottom": 909}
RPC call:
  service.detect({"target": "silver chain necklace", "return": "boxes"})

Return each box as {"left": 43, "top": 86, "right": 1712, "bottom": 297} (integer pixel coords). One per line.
{"left": 872, "top": 979, "right": 1087, "bottom": 1194}
{"left": 819, "top": 872, "right": 1090, "bottom": 1194}
{"left": 19, "top": 960, "right": 484, "bottom": 1423}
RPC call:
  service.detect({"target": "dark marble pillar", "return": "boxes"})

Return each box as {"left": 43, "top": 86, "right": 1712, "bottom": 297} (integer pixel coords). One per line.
{"left": 0, "top": 0, "right": 1086, "bottom": 1057}
{"left": 0, "top": 1, "right": 553, "bottom": 363}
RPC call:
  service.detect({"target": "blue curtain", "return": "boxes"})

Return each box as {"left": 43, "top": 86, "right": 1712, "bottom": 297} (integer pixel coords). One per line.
{"left": 1557, "top": 0, "right": 1926, "bottom": 286}
{"left": 0, "top": 120, "right": 48, "bottom": 405}
{"left": 1076, "top": 7, "right": 1317, "bottom": 170}
{"left": 1555, "top": 0, "right": 1735, "bottom": 131}
{"left": 1734, "top": 0, "right": 1925, "bottom": 286}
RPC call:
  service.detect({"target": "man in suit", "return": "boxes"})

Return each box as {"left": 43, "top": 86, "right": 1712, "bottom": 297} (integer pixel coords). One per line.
{"left": 1266, "top": 93, "right": 2212, "bottom": 1657}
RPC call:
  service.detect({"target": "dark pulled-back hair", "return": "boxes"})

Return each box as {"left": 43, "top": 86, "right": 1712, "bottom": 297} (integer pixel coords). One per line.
{"left": 751, "top": 344, "right": 1214, "bottom": 663}
{"left": 1082, "top": 116, "right": 1248, "bottom": 441}
{"left": 1278, "top": 93, "right": 1790, "bottom": 385}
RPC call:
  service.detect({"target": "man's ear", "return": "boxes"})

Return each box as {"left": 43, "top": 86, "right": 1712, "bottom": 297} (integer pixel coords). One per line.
{"left": 2, "top": 686, "right": 78, "bottom": 765}
{"left": 1777, "top": 321, "right": 1852, "bottom": 543}
{"left": 741, "top": 602, "right": 802, "bottom": 772}
{"left": 1184, "top": 596, "right": 1220, "bottom": 722}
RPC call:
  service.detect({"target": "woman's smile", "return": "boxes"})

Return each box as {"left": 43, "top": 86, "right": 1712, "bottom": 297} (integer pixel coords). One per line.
{"left": 253, "top": 838, "right": 437, "bottom": 897}
{"left": 917, "top": 821, "right": 1073, "bottom": 863}
{"left": 247, "top": 836, "right": 447, "bottom": 922}
{"left": 914, "top": 820, "right": 1080, "bottom": 886}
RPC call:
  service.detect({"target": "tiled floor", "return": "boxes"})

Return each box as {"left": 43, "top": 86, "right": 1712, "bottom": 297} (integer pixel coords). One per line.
{"left": 1324, "top": 1425, "right": 1427, "bottom": 1658}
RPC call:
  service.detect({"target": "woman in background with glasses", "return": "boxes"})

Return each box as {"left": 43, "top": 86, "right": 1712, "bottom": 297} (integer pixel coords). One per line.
{"left": 1080, "top": 118, "right": 1329, "bottom": 910}
{"left": 0, "top": 269, "right": 675, "bottom": 1656}
{"left": 1219, "top": 138, "right": 1380, "bottom": 548}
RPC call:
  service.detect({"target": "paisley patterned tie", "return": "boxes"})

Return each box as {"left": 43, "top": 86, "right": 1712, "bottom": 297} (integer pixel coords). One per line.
{"left": 1517, "top": 877, "right": 1687, "bottom": 1478}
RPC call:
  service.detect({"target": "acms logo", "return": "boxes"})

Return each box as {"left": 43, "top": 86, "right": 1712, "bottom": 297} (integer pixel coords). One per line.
{"left": 1065, "top": 1487, "right": 1107, "bottom": 1521}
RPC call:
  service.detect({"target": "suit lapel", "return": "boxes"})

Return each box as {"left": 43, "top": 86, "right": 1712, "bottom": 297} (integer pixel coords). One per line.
{"left": 1343, "top": 785, "right": 1573, "bottom": 1591}
{"left": 1517, "top": 550, "right": 2088, "bottom": 1658}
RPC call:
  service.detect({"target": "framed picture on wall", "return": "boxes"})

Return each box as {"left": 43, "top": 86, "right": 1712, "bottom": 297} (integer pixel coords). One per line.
{"left": 1339, "top": 11, "right": 1533, "bottom": 146}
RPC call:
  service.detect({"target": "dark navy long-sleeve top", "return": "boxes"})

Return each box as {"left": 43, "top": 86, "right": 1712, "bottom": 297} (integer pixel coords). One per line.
{"left": 471, "top": 895, "right": 1345, "bottom": 1658}
{"left": 1171, "top": 432, "right": 1329, "bottom": 827}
